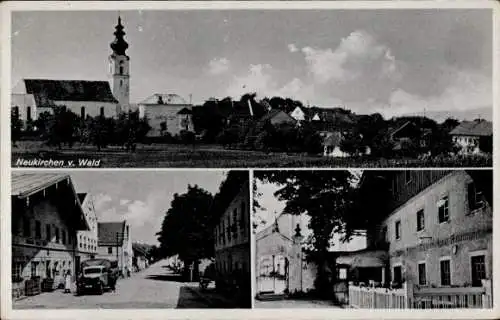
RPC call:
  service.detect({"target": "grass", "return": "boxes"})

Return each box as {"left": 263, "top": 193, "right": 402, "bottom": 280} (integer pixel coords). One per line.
{"left": 11, "top": 141, "right": 492, "bottom": 168}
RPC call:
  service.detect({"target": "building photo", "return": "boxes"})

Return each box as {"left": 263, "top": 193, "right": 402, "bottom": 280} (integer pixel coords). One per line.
{"left": 253, "top": 170, "right": 493, "bottom": 309}
{"left": 11, "top": 170, "right": 252, "bottom": 309}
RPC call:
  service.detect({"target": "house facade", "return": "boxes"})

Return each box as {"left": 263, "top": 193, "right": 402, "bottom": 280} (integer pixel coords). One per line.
{"left": 450, "top": 119, "right": 493, "bottom": 155}
{"left": 97, "top": 221, "right": 134, "bottom": 276}
{"left": 213, "top": 178, "right": 251, "bottom": 289}
{"left": 356, "top": 170, "right": 492, "bottom": 288}
{"left": 75, "top": 193, "right": 99, "bottom": 271}
{"left": 138, "top": 93, "right": 194, "bottom": 137}
{"left": 11, "top": 173, "right": 89, "bottom": 299}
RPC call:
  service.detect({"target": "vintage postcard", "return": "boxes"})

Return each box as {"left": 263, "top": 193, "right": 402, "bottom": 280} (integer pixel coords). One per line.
{"left": 1, "top": 1, "right": 499, "bottom": 320}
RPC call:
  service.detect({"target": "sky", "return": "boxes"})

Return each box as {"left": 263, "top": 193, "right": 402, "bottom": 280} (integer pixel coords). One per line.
{"left": 254, "top": 172, "right": 366, "bottom": 252}
{"left": 11, "top": 9, "right": 492, "bottom": 120}
{"left": 68, "top": 170, "right": 228, "bottom": 245}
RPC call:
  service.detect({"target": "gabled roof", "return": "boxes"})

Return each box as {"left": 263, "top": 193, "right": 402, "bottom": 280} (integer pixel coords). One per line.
{"left": 257, "top": 109, "right": 297, "bottom": 124}
{"left": 22, "top": 79, "right": 118, "bottom": 105}
{"left": 77, "top": 193, "right": 88, "bottom": 204}
{"left": 139, "top": 93, "right": 190, "bottom": 105}
{"left": 12, "top": 173, "right": 70, "bottom": 198}
{"left": 450, "top": 119, "right": 492, "bottom": 137}
{"left": 177, "top": 107, "right": 192, "bottom": 115}
{"left": 98, "top": 221, "right": 126, "bottom": 246}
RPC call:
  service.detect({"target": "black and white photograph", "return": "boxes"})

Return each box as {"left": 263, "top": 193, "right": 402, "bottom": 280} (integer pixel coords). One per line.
{"left": 9, "top": 8, "right": 493, "bottom": 168}
{"left": 253, "top": 170, "right": 493, "bottom": 309}
{"left": 10, "top": 170, "right": 251, "bottom": 309}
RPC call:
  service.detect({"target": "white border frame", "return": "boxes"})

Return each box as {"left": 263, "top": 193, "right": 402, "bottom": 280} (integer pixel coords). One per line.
{"left": 2, "top": 1, "right": 500, "bottom": 320}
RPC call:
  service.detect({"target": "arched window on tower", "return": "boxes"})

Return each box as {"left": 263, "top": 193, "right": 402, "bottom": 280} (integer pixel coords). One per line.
{"left": 119, "top": 61, "right": 124, "bottom": 75}
{"left": 26, "top": 106, "right": 32, "bottom": 121}
{"left": 100, "top": 107, "right": 105, "bottom": 117}
{"left": 81, "top": 106, "right": 86, "bottom": 119}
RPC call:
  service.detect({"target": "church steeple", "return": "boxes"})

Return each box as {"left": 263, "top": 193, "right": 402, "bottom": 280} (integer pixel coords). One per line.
{"left": 108, "top": 14, "right": 130, "bottom": 112}
{"left": 110, "top": 15, "right": 129, "bottom": 56}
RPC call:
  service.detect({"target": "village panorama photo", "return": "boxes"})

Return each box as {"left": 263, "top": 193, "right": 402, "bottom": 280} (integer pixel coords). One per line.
{"left": 253, "top": 169, "right": 493, "bottom": 309}
{"left": 10, "top": 170, "right": 251, "bottom": 309}
{"left": 9, "top": 8, "right": 493, "bottom": 168}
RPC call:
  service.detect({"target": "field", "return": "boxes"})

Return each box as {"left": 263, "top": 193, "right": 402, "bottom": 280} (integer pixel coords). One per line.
{"left": 11, "top": 141, "right": 492, "bottom": 168}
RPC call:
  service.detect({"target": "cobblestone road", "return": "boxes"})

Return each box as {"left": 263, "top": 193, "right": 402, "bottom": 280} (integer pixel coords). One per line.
{"left": 13, "top": 261, "right": 214, "bottom": 309}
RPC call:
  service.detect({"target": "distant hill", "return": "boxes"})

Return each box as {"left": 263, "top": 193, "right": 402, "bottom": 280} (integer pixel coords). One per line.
{"left": 401, "top": 107, "right": 492, "bottom": 123}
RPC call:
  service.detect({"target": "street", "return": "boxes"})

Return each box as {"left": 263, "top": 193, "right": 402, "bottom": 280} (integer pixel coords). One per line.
{"left": 14, "top": 260, "right": 234, "bottom": 309}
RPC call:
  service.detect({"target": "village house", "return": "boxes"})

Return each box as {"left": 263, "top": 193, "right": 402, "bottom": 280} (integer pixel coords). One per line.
{"left": 450, "top": 119, "right": 493, "bottom": 156}
{"left": 11, "top": 173, "right": 90, "bottom": 299}
{"left": 255, "top": 211, "right": 367, "bottom": 301}
{"left": 11, "top": 17, "right": 130, "bottom": 124}
{"left": 387, "top": 120, "right": 432, "bottom": 154}
{"left": 132, "top": 243, "right": 149, "bottom": 272}
{"left": 138, "top": 93, "right": 194, "bottom": 137}
{"left": 213, "top": 176, "right": 251, "bottom": 292}
{"left": 345, "top": 170, "right": 493, "bottom": 308}
{"left": 96, "top": 221, "right": 134, "bottom": 277}
{"left": 75, "top": 193, "right": 99, "bottom": 273}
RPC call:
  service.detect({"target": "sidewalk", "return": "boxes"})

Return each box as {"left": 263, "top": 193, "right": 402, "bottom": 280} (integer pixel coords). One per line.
{"left": 183, "top": 282, "right": 242, "bottom": 308}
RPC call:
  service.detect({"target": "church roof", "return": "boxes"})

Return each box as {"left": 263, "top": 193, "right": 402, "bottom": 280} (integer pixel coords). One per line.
{"left": 23, "top": 79, "right": 118, "bottom": 105}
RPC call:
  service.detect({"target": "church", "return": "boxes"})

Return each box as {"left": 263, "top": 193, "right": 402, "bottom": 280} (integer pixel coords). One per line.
{"left": 11, "top": 16, "right": 131, "bottom": 123}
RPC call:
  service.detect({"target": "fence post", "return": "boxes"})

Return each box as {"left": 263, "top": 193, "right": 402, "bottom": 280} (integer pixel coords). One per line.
{"left": 482, "top": 279, "right": 492, "bottom": 308}
{"left": 404, "top": 281, "right": 414, "bottom": 309}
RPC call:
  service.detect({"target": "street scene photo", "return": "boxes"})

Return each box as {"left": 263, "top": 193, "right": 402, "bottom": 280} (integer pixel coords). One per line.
{"left": 253, "top": 170, "right": 493, "bottom": 309}
{"left": 11, "top": 170, "right": 251, "bottom": 309}
{"left": 10, "top": 9, "right": 492, "bottom": 168}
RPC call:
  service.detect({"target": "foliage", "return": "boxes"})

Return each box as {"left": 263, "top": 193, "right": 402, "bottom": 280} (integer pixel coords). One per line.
{"left": 178, "top": 130, "right": 196, "bottom": 145}
{"left": 156, "top": 185, "right": 215, "bottom": 266}
{"left": 11, "top": 109, "right": 24, "bottom": 146}
{"left": 45, "top": 106, "right": 79, "bottom": 149}
{"left": 254, "top": 170, "right": 357, "bottom": 297}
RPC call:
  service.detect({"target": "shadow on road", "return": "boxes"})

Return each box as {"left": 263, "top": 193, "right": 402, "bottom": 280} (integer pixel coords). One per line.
{"left": 145, "top": 274, "right": 185, "bottom": 282}
{"left": 176, "top": 286, "right": 213, "bottom": 309}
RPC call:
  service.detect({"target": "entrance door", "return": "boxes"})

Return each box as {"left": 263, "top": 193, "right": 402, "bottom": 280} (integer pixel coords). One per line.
{"left": 257, "top": 255, "right": 288, "bottom": 294}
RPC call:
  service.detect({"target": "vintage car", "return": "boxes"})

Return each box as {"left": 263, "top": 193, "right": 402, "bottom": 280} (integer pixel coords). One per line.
{"left": 76, "top": 259, "right": 118, "bottom": 295}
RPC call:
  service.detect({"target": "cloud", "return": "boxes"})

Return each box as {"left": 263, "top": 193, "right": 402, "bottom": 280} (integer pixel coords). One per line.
{"left": 287, "top": 43, "right": 298, "bottom": 53}
{"left": 301, "top": 30, "right": 400, "bottom": 84}
{"left": 119, "top": 199, "right": 131, "bottom": 206}
{"left": 207, "top": 57, "right": 230, "bottom": 75}
{"left": 93, "top": 193, "right": 112, "bottom": 211}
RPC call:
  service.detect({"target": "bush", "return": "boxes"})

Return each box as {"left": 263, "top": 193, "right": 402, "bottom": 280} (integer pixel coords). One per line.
{"left": 179, "top": 130, "right": 196, "bottom": 145}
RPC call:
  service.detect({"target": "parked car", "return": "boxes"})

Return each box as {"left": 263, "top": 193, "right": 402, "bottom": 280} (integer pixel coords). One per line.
{"left": 76, "top": 259, "right": 118, "bottom": 295}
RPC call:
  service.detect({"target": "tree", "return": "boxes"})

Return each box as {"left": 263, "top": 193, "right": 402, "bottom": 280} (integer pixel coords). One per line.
{"left": 11, "top": 109, "right": 24, "bottom": 146}
{"left": 156, "top": 185, "right": 215, "bottom": 279}
{"left": 45, "top": 107, "right": 79, "bottom": 149}
{"left": 254, "top": 171, "right": 358, "bottom": 297}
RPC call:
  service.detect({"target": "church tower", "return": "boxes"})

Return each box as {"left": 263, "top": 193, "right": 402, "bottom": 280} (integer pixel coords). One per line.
{"left": 109, "top": 16, "right": 130, "bottom": 113}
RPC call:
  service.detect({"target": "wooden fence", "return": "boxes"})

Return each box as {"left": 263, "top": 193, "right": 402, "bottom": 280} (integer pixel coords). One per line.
{"left": 348, "top": 280, "right": 493, "bottom": 309}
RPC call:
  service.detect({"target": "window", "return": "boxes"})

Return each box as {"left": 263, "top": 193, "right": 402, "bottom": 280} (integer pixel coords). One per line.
{"left": 382, "top": 226, "right": 388, "bottom": 242}
{"left": 23, "top": 218, "right": 31, "bottom": 237}
{"left": 119, "top": 66, "right": 124, "bottom": 75}
{"left": 13, "top": 106, "right": 20, "bottom": 119}
{"left": 337, "top": 268, "right": 347, "bottom": 280}
{"left": 100, "top": 107, "right": 105, "bottom": 117}
{"left": 62, "top": 230, "right": 66, "bottom": 245}
{"left": 12, "top": 262, "right": 23, "bottom": 282}
{"left": 120, "top": 80, "right": 123, "bottom": 87}
{"left": 395, "top": 220, "right": 401, "bottom": 240}
{"left": 35, "top": 220, "right": 41, "bottom": 239}
{"left": 45, "top": 224, "right": 51, "bottom": 241}
{"left": 108, "top": 247, "right": 113, "bottom": 254}
{"left": 440, "top": 259, "right": 451, "bottom": 286}
{"left": 418, "top": 263, "right": 427, "bottom": 285}
{"left": 393, "top": 266, "right": 402, "bottom": 284}
{"left": 31, "top": 261, "right": 39, "bottom": 278}
{"left": 55, "top": 227, "right": 60, "bottom": 243}
{"left": 471, "top": 255, "right": 486, "bottom": 287}
{"left": 438, "top": 196, "right": 449, "bottom": 223}
{"left": 81, "top": 106, "right": 86, "bottom": 119}
{"left": 468, "top": 183, "right": 483, "bottom": 212}
{"left": 27, "top": 106, "right": 32, "bottom": 121}
{"left": 416, "top": 209, "right": 425, "bottom": 231}
{"left": 404, "top": 171, "right": 412, "bottom": 184}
